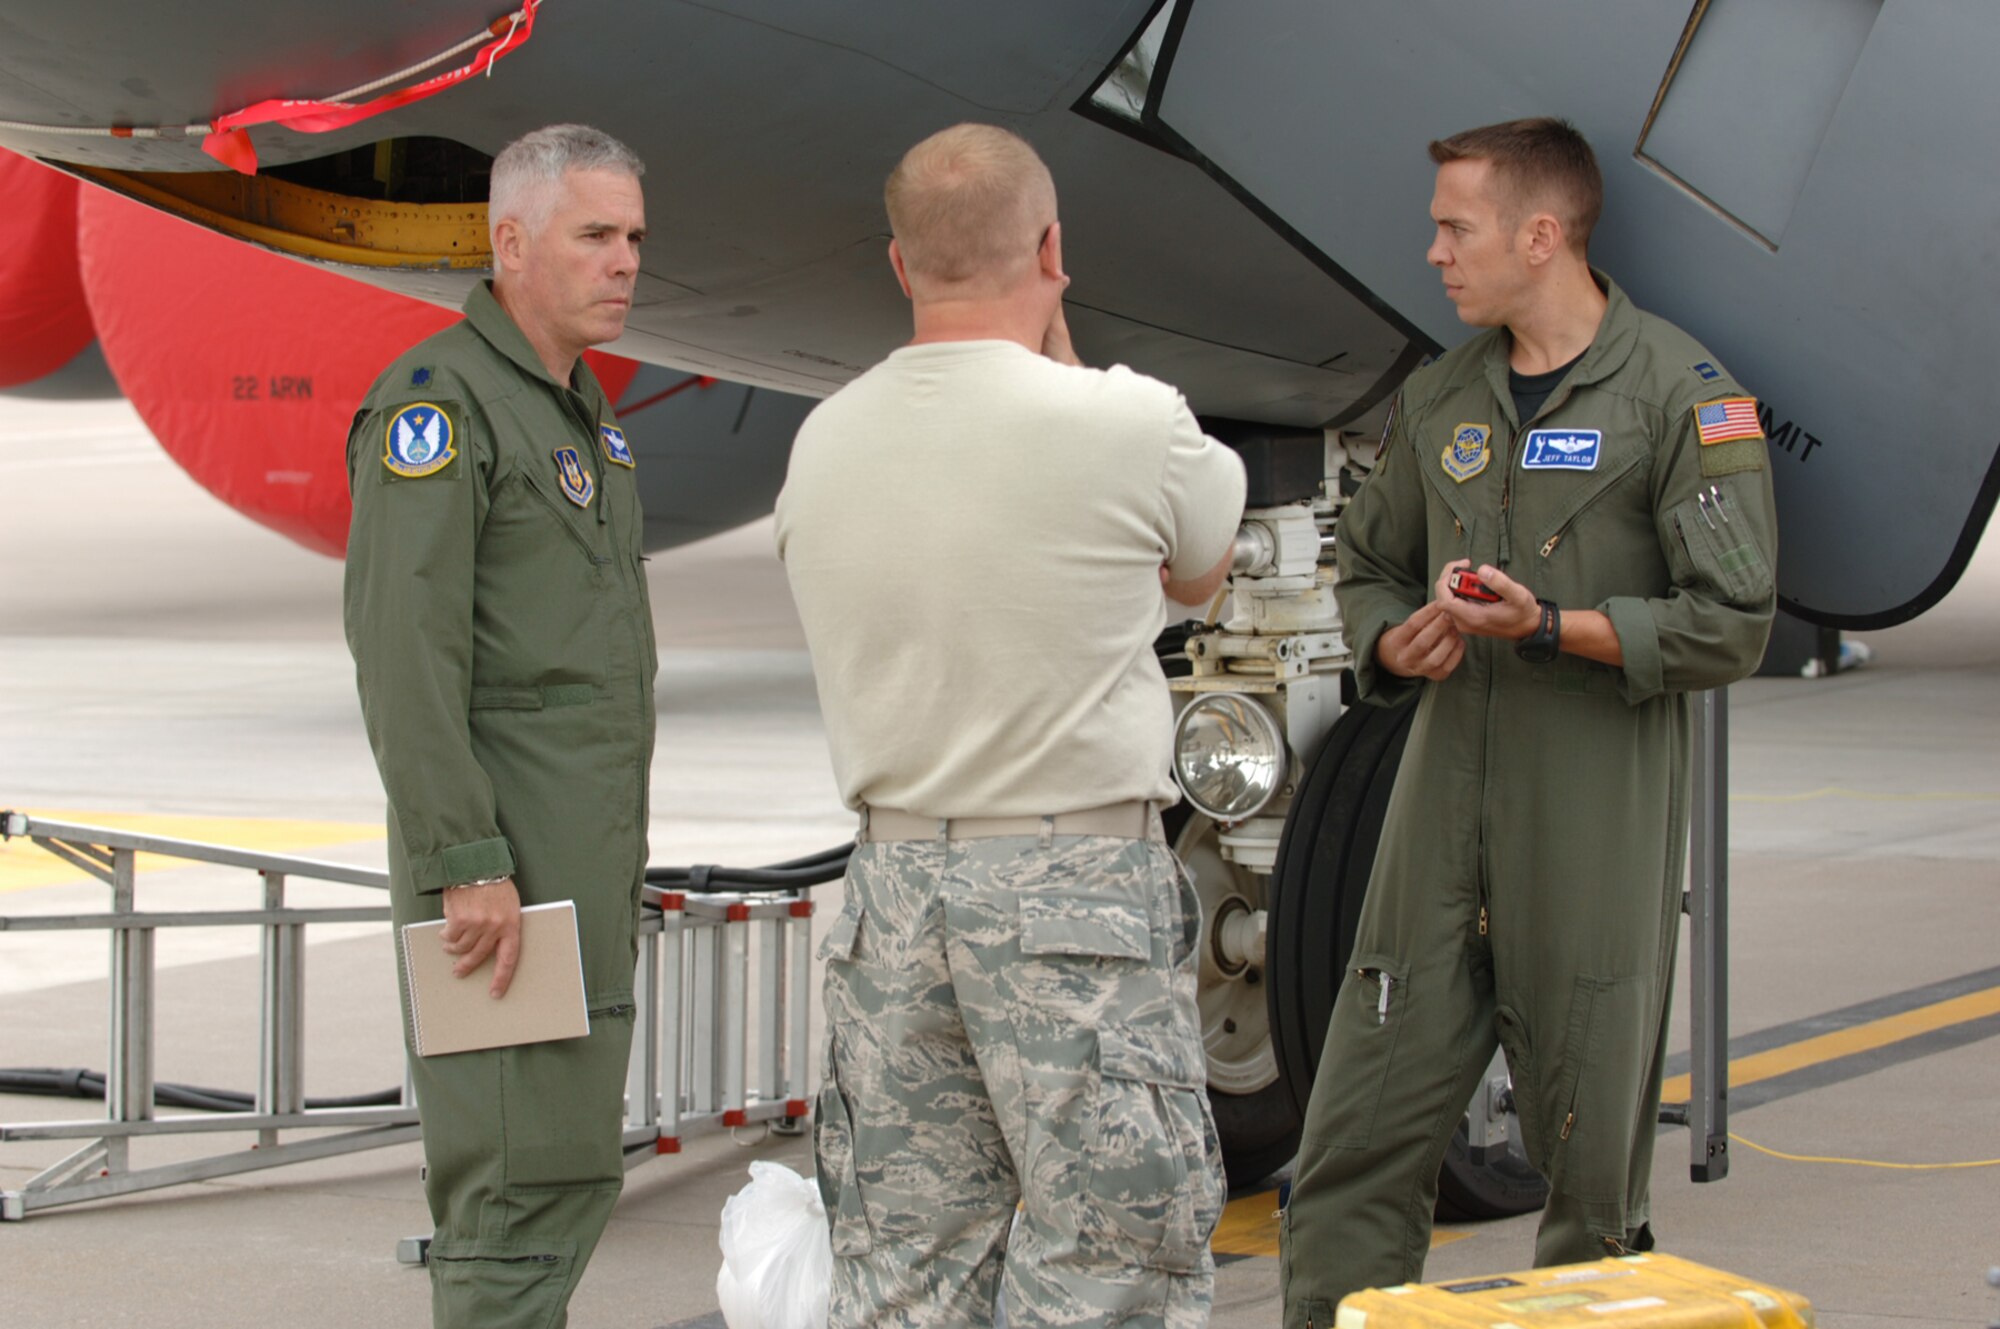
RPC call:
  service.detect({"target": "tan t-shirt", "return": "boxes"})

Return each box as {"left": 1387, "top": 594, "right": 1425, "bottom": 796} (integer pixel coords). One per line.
{"left": 774, "top": 339, "right": 1247, "bottom": 817}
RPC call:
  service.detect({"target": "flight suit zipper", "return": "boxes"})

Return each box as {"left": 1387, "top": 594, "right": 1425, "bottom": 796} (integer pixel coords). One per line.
{"left": 1537, "top": 448, "right": 1647, "bottom": 561}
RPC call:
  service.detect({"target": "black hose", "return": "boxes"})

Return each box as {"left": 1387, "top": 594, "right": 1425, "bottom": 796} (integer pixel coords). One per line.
{"left": 0, "top": 1067, "right": 400, "bottom": 1112}
{"left": 644, "top": 844, "right": 852, "bottom": 894}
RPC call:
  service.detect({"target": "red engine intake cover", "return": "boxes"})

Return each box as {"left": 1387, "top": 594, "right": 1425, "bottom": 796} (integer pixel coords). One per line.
{"left": 0, "top": 151, "right": 94, "bottom": 389}
{"left": 75, "top": 186, "right": 637, "bottom": 557}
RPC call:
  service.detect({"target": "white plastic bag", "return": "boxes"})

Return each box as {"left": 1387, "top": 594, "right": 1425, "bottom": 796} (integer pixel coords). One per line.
{"left": 716, "top": 1160, "right": 832, "bottom": 1329}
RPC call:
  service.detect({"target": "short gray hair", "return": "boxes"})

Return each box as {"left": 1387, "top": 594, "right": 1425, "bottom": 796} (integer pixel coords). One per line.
{"left": 489, "top": 124, "right": 645, "bottom": 240}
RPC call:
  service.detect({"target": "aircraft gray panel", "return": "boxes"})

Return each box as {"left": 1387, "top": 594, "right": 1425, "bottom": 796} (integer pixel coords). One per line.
{"left": 621, "top": 375, "right": 813, "bottom": 551}
{"left": 1639, "top": 0, "right": 1880, "bottom": 246}
{"left": 0, "top": 2, "right": 493, "bottom": 170}
{"left": 1151, "top": 0, "right": 2000, "bottom": 627}
{"left": 682, "top": 1, "right": 1145, "bottom": 116}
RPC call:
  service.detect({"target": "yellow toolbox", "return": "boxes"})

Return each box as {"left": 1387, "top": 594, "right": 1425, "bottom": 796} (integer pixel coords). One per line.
{"left": 1336, "top": 1253, "right": 1813, "bottom": 1329}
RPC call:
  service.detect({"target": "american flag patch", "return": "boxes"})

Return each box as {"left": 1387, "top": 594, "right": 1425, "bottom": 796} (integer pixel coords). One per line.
{"left": 1694, "top": 396, "right": 1762, "bottom": 445}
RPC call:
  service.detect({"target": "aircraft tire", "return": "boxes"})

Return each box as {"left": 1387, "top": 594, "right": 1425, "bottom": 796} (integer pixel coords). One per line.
{"left": 1266, "top": 696, "right": 1550, "bottom": 1222}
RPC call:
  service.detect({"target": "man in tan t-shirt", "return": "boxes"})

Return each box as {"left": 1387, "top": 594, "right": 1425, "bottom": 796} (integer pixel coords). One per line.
{"left": 775, "top": 123, "right": 1246, "bottom": 1328}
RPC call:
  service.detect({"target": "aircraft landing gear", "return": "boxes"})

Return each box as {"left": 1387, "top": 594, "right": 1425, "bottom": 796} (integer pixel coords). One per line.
{"left": 1171, "top": 807, "right": 1302, "bottom": 1187}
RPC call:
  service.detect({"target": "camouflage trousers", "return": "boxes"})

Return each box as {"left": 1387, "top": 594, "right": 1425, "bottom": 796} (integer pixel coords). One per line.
{"left": 813, "top": 832, "right": 1226, "bottom": 1329}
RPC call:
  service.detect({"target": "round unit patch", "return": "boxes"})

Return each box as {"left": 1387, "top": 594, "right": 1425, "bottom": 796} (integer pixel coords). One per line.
{"left": 382, "top": 402, "right": 456, "bottom": 478}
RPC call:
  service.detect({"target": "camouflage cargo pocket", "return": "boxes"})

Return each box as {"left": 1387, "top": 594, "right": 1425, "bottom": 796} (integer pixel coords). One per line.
{"left": 1079, "top": 1024, "right": 1224, "bottom": 1273}
{"left": 812, "top": 1065, "right": 872, "bottom": 1256}
{"left": 1018, "top": 894, "right": 1152, "bottom": 961}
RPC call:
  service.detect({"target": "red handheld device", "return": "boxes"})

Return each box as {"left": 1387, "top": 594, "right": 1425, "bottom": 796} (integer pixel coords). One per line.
{"left": 1447, "top": 568, "right": 1503, "bottom": 603}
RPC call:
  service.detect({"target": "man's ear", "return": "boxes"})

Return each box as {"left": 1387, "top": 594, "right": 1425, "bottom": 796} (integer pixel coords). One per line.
{"left": 888, "top": 238, "right": 914, "bottom": 299}
{"left": 492, "top": 216, "right": 526, "bottom": 274}
{"left": 1040, "top": 220, "right": 1066, "bottom": 284}
{"left": 1522, "top": 212, "right": 1564, "bottom": 267}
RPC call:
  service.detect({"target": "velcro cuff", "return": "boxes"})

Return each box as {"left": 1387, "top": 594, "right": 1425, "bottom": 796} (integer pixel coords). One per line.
{"left": 436, "top": 837, "right": 517, "bottom": 892}
{"left": 1600, "top": 596, "right": 1663, "bottom": 704}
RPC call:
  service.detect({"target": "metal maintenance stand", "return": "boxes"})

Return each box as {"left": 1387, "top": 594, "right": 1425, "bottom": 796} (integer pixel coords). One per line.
{"left": 0, "top": 813, "right": 418, "bottom": 1219}
{"left": 0, "top": 812, "right": 818, "bottom": 1222}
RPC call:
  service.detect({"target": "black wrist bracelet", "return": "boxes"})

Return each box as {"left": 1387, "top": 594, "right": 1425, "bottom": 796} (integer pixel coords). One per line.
{"left": 1515, "top": 598, "right": 1561, "bottom": 664}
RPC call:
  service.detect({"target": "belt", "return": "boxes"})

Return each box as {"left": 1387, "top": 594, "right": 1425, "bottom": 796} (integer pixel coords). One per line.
{"left": 859, "top": 800, "right": 1164, "bottom": 844}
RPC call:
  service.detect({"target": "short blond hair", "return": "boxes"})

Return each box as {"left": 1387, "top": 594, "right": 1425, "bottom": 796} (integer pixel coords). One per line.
{"left": 885, "top": 124, "right": 1056, "bottom": 289}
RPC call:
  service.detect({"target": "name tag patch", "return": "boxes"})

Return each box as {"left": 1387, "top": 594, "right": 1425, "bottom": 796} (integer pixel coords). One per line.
{"left": 1522, "top": 429, "right": 1601, "bottom": 470}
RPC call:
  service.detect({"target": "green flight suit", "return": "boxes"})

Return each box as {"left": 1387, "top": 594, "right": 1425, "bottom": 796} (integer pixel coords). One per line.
{"left": 1281, "top": 277, "right": 1777, "bottom": 1324}
{"left": 344, "top": 280, "right": 658, "bottom": 1329}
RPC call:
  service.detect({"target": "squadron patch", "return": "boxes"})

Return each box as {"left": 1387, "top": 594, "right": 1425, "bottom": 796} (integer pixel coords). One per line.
{"left": 599, "top": 423, "right": 635, "bottom": 468}
{"left": 1694, "top": 396, "right": 1763, "bottom": 446}
{"left": 1522, "top": 428, "right": 1602, "bottom": 470}
{"left": 1441, "top": 422, "right": 1491, "bottom": 483}
{"left": 382, "top": 402, "right": 456, "bottom": 478}
{"left": 553, "top": 446, "right": 595, "bottom": 507}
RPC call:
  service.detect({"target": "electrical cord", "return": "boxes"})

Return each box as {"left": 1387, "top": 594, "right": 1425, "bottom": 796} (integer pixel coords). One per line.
{"left": 1727, "top": 1131, "right": 2000, "bottom": 1171}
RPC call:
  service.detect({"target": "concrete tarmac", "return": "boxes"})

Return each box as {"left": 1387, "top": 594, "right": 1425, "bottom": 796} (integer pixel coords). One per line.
{"left": 3, "top": 401, "right": 1998, "bottom": 1327}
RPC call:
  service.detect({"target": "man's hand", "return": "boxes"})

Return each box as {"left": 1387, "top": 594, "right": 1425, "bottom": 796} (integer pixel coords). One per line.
{"left": 1376, "top": 599, "right": 1466, "bottom": 680}
{"left": 1162, "top": 544, "right": 1233, "bottom": 609}
{"left": 439, "top": 878, "right": 522, "bottom": 998}
{"left": 1434, "top": 560, "right": 1539, "bottom": 641}
{"left": 1041, "top": 298, "right": 1082, "bottom": 366}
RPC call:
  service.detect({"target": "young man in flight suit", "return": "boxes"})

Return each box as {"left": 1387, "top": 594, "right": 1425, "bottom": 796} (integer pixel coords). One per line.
{"left": 343, "top": 124, "right": 655, "bottom": 1328}
{"left": 776, "top": 124, "right": 1244, "bottom": 1328}
{"left": 1282, "top": 118, "right": 1778, "bottom": 1324}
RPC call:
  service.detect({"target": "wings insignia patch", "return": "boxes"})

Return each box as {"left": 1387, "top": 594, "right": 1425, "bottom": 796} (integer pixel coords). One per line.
{"left": 382, "top": 402, "right": 457, "bottom": 478}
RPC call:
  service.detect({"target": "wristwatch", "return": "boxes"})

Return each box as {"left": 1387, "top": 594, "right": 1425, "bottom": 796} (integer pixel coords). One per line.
{"left": 1515, "top": 598, "right": 1561, "bottom": 664}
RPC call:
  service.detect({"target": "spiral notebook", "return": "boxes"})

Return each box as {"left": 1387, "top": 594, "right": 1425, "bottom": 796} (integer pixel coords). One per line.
{"left": 400, "top": 900, "right": 590, "bottom": 1057}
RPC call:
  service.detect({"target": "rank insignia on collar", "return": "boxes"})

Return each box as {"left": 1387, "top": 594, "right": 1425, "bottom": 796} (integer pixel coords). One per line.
{"left": 410, "top": 366, "right": 433, "bottom": 387}
{"left": 1441, "top": 423, "right": 1491, "bottom": 483}
{"left": 599, "top": 423, "right": 635, "bottom": 468}
{"left": 553, "top": 446, "right": 595, "bottom": 507}
{"left": 382, "top": 402, "right": 456, "bottom": 478}
{"left": 1690, "top": 360, "right": 1721, "bottom": 383}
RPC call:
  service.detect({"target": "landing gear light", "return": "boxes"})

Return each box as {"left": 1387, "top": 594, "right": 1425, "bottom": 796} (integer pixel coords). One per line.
{"left": 1172, "top": 692, "right": 1287, "bottom": 822}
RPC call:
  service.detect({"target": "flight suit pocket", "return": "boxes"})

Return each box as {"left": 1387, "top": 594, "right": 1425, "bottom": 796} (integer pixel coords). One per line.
{"left": 1668, "top": 490, "right": 1771, "bottom": 606}
{"left": 1019, "top": 896, "right": 1152, "bottom": 962}
{"left": 1549, "top": 974, "right": 1648, "bottom": 1209}
{"left": 1080, "top": 1025, "right": 1224, "bottom": 1273}
{"left": 518, "top": 467, "right": 608, "bottom": 565}
{"left": 1306, "top": 954, "right": 1407, "bottom": 1150}
{"left": 812, "top": 1061, "right": 872, "bottom": 1256}
{"left": 427, "top": 1238, "right": 577, "bottom": 1327}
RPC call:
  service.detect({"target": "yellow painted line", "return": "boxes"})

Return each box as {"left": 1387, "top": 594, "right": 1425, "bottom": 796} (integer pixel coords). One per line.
{"left": 1662, "top": 984, "right": 2000, "bottom": 1104}
{"left": 1210, "top": 1189, "right": 1282, "bottom": 1257}
{"left": 0, "top": 809, "right": 382, "bottom": 895}
{"left": 1210, "top": 1189, "right": 1471, "bottom": 1259}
